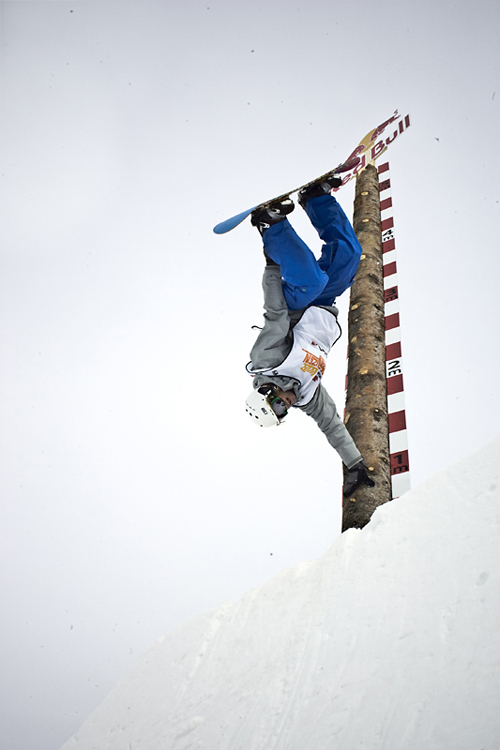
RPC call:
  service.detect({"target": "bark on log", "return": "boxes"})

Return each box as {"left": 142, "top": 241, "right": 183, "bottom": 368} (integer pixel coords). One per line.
{"left": 342, "top": 164, "right": 391, "bottom": 532}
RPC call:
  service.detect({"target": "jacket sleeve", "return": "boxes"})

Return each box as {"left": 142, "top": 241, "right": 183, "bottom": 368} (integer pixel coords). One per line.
{"left": 300, "top": 384, "right": 362, "bottom": 468}
{"left": 248, "top": 266, "right": 292, "bottom": 370}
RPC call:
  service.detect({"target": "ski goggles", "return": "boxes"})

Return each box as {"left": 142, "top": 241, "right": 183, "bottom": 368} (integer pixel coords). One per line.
{"left": 268, "top": 395, "right": 288, "bottom": 419}
{"left": 258, "top": 385, "right": 289, "bottom": 419}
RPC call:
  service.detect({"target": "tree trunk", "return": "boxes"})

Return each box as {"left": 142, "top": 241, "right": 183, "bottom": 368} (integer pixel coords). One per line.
{"left": 342, "top": 164, "right": 391, "bottom": 532}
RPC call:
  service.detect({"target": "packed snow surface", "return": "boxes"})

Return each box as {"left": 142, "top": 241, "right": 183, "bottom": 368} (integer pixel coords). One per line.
{"left": 61, "top": 437, "right": 500, "bottom": 750}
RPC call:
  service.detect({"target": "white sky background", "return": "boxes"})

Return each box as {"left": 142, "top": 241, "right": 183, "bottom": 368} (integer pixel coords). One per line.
{"left": 0, "top": 1, "right": 498, "bottom": 749}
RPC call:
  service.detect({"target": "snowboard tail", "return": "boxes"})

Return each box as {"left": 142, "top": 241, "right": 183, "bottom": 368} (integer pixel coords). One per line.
{"left": 213, "top": 206, "right": 259, "bottom": 235}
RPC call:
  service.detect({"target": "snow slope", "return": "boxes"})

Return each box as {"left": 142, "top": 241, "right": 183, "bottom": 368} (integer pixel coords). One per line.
{"left": 61, "top": 437, "right": 500, "bottom": 750}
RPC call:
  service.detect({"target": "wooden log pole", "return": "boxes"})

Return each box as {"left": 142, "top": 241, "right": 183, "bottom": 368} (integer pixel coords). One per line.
{"left": 342, "top": 163, "right": 392, "bottom": 531}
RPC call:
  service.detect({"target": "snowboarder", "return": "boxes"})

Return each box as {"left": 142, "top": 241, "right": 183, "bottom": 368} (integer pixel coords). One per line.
{"left": 245, "top": 177, "right": 375, "bottom": 498}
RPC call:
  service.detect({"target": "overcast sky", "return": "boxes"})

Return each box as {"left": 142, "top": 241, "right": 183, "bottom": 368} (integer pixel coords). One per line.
{"left": 1, "top": 1, "right": 499, "bottom": 749}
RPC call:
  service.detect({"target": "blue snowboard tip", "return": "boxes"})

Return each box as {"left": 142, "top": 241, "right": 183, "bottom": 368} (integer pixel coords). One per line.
{"left": 213, "top": 206, "right": 258, "bottom": 234}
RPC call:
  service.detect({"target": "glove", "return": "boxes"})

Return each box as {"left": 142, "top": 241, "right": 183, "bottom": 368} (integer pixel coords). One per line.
{"left": 343, "top": 459, "right": 375, "bottom": 498}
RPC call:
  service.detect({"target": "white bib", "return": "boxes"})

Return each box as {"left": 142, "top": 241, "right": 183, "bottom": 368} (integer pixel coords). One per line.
{"left": 249, "top": 307, "right": 341, "bottom": 406}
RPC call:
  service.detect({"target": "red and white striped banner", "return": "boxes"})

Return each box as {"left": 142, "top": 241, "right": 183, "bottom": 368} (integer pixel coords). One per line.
{"left": 379, "top": 161, "right": 411, "bottom": 498}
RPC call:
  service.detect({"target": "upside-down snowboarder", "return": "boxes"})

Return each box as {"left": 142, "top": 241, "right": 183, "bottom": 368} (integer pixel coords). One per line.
{"left": 245, "top": 176, "right": 375, "bottom": 498}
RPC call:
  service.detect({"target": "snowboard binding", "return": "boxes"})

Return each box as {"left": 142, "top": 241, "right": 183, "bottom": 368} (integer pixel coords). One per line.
{"left": 250, "top": 198, "right": 295, "bottom": 236}
{"left": 298, "top": 174, "right": 343, "bottom": 208}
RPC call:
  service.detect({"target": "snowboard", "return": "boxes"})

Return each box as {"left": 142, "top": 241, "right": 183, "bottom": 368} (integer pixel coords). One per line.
{"left": 212, "top": 156, "right": 361, "bottom": 235}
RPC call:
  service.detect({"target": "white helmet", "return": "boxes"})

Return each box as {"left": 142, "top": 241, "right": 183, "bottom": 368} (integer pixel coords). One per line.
{"left": 245, "top": 386, "right": 288, "bottom": 427}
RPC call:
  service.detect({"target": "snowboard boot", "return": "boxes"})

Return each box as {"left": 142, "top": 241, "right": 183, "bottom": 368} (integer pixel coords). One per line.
{"left": 251, "top": 198, "right": 294, "bottom": 236}
{"left": 298, "top": 174, "right": 343, "bottom": 208}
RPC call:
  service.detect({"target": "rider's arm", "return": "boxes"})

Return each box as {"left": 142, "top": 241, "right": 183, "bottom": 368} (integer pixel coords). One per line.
{"left": 300, "top": 384, "right": 362, "bottom": 468}
{"left": 248, "top": 266, "right": 292, "bottom": 370}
